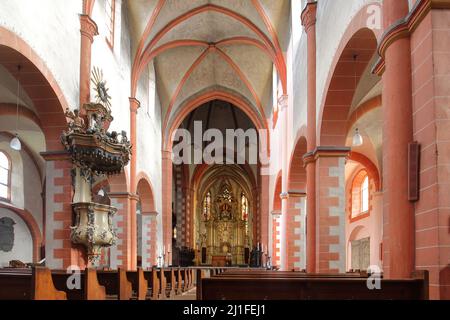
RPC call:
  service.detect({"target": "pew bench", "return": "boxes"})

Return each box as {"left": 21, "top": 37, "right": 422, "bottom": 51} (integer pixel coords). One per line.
{"left": 0, "top": 267, "right": 67, "bottom": 300}
{"left": 200, "top": 271, "right": 428, "bottom": 300}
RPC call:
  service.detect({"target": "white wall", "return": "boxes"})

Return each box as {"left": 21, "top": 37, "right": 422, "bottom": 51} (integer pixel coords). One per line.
{"left": 0, "top": 0, "right": 81, "bottom": 108}
{"left": 0, "top": 136, "right": 43, "bottom": 231}
{"left": 0, "top": 208, "right": 33, "bottom": 267}
{"left": 90, "top": 0, "right": 164, "bottom": 263}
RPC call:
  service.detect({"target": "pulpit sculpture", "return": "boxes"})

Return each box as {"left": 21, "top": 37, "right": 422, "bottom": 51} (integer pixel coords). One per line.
{"left": 61, "top": 69, "right": 131, "bottom": 265}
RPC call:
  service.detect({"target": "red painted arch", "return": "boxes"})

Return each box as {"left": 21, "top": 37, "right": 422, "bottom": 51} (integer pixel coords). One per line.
{"left": 131, "top": 0, "right": 166, "bottom": 95}
{"left": 216, "top": 47, "right": 265, "bottom": 120}
{"left": 132, "top": 4, "right": 281, "bottom": 97}
{"left": 318, "top": 3, "right": 382, "bottom": 146}
{"left": 136, "top": 174, "right": 156, "bottom": 213}
{"left": 273, "top": 171, "right": 282, "bottom": 212}
{"left": 163, "top": 48, "right": 210, "bottom": 132}
{"left": 346, "top": 95, "right": 382, "bottom": 134}
{"left": 161, "top": 45, "right": 268, "bottom": 133}
{"left": 164, "top": 90, "right": 269, "bottom": 152}
{"left": 0, "top": 103, "right": 42, "bottom": 129}
{"left": 288, "top": 136, "right": 307, "bottom": 191}
{"left": 251, "top": 0, "right": 287, "bottom": 93}
{"left": 348, "top": 151, "right": 381, "bottom": 191}
{"left": 0, "top": 27, "right": 69, "bottom": 151}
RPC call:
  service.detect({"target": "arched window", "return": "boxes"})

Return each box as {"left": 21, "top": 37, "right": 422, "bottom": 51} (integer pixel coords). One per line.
{"left": 0, "top": 151, "right": 11, "bottom": 201}
{"left": 351, "top": 170, "right": 370, "bottom": 219}
{"left": 361, "top": 176, "right": 369, "bottom": 213}
{"left": 105, "top": 0, "right": 116, "bottom": 48}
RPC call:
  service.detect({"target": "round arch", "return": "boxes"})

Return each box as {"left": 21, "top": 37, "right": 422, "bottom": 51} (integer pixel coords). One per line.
{"left": 164, "top": 89, "right": 269, "bottom": 151}
{"left": 0, "top": 27, "right": 68, "bottom": 150}
{"left": 136, "top": 173, "right": 156, "bottom": 213}
{"left": 0, "top": 203, "right": 42, "bottom": 263}
{"left": 318, "top": 3, "right": 382, "bottom": 146}
{"left": 288, "top": 136, "right": 307, "bottom": 191}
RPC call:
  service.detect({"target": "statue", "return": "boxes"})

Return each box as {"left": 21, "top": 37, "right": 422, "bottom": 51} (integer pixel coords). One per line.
{"left": 220, "top": 203, "right": 232, "bottom": 220}
{"left": 65, "top": 108, "right": 85, "bottom": 132}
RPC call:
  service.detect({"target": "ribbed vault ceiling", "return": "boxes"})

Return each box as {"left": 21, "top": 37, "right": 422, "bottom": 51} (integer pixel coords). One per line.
{"left": 127, "top": 0, "right": 290, "bottom": 132}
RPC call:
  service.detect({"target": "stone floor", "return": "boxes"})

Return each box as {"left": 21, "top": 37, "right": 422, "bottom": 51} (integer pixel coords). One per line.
{"left": 172, "top": 287, "right": 197, "bottom": 300}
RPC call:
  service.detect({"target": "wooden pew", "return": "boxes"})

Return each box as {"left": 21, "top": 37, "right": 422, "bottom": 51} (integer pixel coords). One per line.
{"left": 0, "top": 267, "right": 66, "bottom": 300}
{"left": 216, "top": 270, "right": 369, "bottom": 278}
{"left": 176, "top": 268, "right": 183, "bottom": 294}
{"left": 201, "top": 271, "right": 429, "bottom": 300}
{"left": 143, "top": 268, "right": 160, "bottom": 300}
{"left": 155, "top": 268, "right": 167, "bottom": 300}
{"left": 96, "top": 268, "right": 133, "bottom": 300}
{"left": 51, "top": 268, "right": 107, "bottom": 300}
{"left": 196, "top": 269, "right": 208, "bottom": 301}
{"left": 126, "top": 268, "right": 148, "bottom": 300}
{"left": 180, "top": 268, "right": 191, "bottom": 291}
{"left": 163, "top": 268, "right": 176, "bottom": 298}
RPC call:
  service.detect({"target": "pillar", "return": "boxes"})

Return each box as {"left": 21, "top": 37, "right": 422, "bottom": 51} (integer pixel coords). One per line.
{"left": 381, "top": 0, "right": 414, "bottom": 278}
{"left": 41, "top": 151, "right": 87, "bottom": 269}
{"left": 315, "top": 147, "right": 350, "bottom": 273}
{"left": 141, "top": 211, "right": 158, "bottom": 269}
{"left": 286, "top": 192, "right": 307, "bottom": 271}
{"left": 129, "top": 98, "right": 140, "bottom": 270}
{"left": 260, "top": 167, "right": 270, "bottom": 252}
{"left": 109, "top": 192, "right": 132, "bottom": 269}
{"left": 278, "top": 94, "right": 289, "bottom": 270}
{"left": 301, "top": 1, "right": 318, "bottom": 273}
{"left": 162, "top": 150, "right": 173, "bottom": 264}
{"left": 79, "top": 14, "right": 98, "bottom": 106}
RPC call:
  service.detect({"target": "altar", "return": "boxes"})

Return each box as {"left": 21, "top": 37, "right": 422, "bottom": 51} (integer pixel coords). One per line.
{"left": 211, "top": 255, "right": 227, "bottom": 267}
{"left": 196, "top": 178, "right": 252, "bottom": 266}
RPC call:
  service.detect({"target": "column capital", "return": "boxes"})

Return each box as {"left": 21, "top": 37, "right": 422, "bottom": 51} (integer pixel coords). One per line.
{"left": 301, "top": 1, "right": 317, "bottom": 33}
{"left": 142, "top": 211, "right": 159, "bottom": 217}
{"left": 373, "top": 0, "right": 449, "bottom": 76}
{"left": 129, "top": 97, "right": 141, "bottom": 114}
{"left": 40, "top": 150, "right": 71, "bottom": 162}
{"left": 109, "top": 192, "right": 140, "bottom": 201}
{"left": 303, "top": 146, "right": 351, "bottom": 165}
{"left": 278, "top": 95, "right": 288, "bottom": 110}
{"left": 79, "top": 14, "right": 98, "bottom": 43}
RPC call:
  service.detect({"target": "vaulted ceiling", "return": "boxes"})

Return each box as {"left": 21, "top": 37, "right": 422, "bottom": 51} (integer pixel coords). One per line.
{"left": 127, "top": 0, "right": 290, "bottom": 134}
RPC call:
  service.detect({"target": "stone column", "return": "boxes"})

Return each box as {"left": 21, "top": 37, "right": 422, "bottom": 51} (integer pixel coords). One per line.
{"left": 41, "top": 151, "right": 87, "bottom": 269}
{"left": 278, "top": 95, "right": 289, "bottom": 270}
{"left": 259, "top": 166, "right": 270, "bottom": 253}
{"left": 162, "top": 150, "right": 173, "bottom": 264}
{"left": 301, "top": 1, "right": 318, "bottom": 273}
{"left": 381, "top": 0, "right": 414, "bottom": 278}
{"left": 129, "top": 98, "right": 140, "bottom": 270}
{"left": 79, "top": 14, "right": 98, "bottom": 106}
{"left": 141, "top": 211, "right": 158, "bottom": 269}
{"left": 108, "top": 192, "right": 134, "bottom": 270}
{"left": 315, "top": 147, "right": 350, "bottom": 273}
{"left": 286, "top": 191, "right": 307, "bottom": 271}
